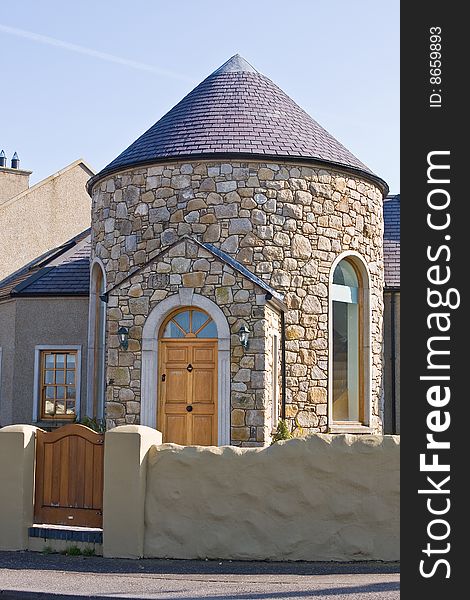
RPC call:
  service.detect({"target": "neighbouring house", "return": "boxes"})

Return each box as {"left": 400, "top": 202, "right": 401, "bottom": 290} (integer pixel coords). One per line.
{"left": 0, "top": 55, "right": 401, "bottom": 441}
{"left": 0, "top": 155, "right": 94, "bottom": 280}
{"left": 383, "top": 194, "right": 400, "bottom": 434}
{"left": 0, "top": 231, "right": 90, "bottom": 427}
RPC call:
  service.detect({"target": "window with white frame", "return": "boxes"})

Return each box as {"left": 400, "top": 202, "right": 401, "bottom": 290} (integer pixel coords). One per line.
{"left": 331, "top": 257, "right": 369, "bottom": 425}
{"left": 271, "top": 334, "right": 279, "bottom": 429}
{"left": 92, "top": 263, "right": 106, "bottom": 417}
{"left": 86, "top": 261, "right": 106, "bottom": 420}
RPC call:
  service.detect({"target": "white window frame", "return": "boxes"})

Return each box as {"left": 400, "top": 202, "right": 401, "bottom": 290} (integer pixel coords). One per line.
{"left": 86, "top": 258, "right": 107, "bottom": 420}
{"left": 33, "top": 345, "right": 82, "bottom": 422}
{"left": 328, "top": 252, "right": 372, "bottom": 433}
{"left": 272, "top": 334, "right": 279, "bottom": 430}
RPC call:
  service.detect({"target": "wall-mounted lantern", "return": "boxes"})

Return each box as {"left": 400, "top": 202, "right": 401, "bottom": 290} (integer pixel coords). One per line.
{"left": 118, "top": 326, "right": 129, "bottom": 350}
{"left": 238, "top": 325, "right": 250, "bottom": 349}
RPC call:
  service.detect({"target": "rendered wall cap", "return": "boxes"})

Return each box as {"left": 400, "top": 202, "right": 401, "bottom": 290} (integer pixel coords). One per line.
{"left": 0, "top": 424, "right": 40, "bottom": 435}
{"left": 107, "top": 424, "right": 161, "bottom": 436}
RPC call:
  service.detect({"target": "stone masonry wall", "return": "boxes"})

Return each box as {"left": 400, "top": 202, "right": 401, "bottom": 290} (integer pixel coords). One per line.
{"left": 105, "top": 238, "right": 277, "bottom": 445}
{"left": 91, "top": 159, "right": 384, "bottom": 434}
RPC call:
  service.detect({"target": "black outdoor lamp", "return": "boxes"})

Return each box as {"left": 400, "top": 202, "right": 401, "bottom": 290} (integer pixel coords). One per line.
{"left": 238, "top": 325, "right": 250, "bottom": 349}
{"left": 118, "top": 326, "right": 129, "bottom": 350}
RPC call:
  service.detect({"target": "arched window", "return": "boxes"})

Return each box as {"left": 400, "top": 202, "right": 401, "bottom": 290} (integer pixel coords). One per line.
{"left": 161, "top": 308, "right": 217, "bottom": 339}
{"left": 331, "top": 257, "right": 369, "bottom": 424}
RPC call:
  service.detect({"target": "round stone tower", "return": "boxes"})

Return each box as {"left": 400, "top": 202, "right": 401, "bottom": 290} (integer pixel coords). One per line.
{"left": 88, "top": 55, "right": 388, "bottom": 445}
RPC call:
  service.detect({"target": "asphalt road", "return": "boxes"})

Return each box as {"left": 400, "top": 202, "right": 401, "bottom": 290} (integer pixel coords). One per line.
{"left": 0, "top": 551, "right": 400, "bottom": 600}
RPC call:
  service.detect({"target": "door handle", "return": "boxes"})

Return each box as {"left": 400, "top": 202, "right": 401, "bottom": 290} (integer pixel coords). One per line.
{"left": 186, "top": 405, "right": 193, "bottom": 412}
{"left": 161, "top": 374, "right": 166, "bottom": 382}
{"left": 187, "top": 364, "right": 193, "bottom": 372}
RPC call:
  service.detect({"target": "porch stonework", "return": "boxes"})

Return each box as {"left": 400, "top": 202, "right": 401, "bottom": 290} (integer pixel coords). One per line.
{"left": 103, "top": 237, "right": 281, "bottom": 445}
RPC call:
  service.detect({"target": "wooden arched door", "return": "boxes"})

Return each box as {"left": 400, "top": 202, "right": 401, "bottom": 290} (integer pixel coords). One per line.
{"left": 158, "top": 308, "right": 218, "bottom": 445}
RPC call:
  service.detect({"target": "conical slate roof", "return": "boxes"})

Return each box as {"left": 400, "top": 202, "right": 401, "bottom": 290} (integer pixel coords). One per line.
{"left": 93, "top": 55, "right": 386, "bottom": 189}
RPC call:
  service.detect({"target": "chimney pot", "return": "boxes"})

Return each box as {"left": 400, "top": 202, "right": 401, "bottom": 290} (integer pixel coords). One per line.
{"left": 11, "top": 152, "right": 19, "bottom": 169}
{"left": 0, "top": 150, "right": 6, "bottom": 168}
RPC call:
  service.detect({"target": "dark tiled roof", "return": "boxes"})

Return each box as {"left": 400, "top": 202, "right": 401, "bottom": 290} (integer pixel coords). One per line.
{"left": 383, "top": 194, "right": 400, "bottom": 289}
{"left": 92, "top": 55, "right": 387, "bottom": 192}
{"left": 0, "top": 230, "right": 91, "bottom": 300}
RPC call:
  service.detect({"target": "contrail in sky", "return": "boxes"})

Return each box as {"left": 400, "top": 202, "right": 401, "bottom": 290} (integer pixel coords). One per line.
{"left": 0, "top": 24, "right": 194, "bottom": 84}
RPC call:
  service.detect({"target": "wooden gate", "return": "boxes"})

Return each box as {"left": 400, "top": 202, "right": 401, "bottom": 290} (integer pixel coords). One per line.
{"left": 34, "top": 424, "right": 104, "bottom": 528}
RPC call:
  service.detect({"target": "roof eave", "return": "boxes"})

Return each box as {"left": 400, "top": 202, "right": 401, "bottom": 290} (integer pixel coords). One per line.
{"left": 11, "top": 292, "right": 90, "bottom": 298}
{"left": 87, "top": 153, "right": 389, "bottom": 197}
{"left": 267, "top": 295, "right": 288, "bottom": 312}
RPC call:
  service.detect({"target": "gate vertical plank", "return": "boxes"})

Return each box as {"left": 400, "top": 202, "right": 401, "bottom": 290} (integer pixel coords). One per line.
{"left": 50, "top": 439, "right": 61, "bottom": 506}
{"left": 75, "top": 436, "right": 86, "bottom": 508}
{"left": 92, "top": 442, "right": 104, "bottom": 510}
{"left": 42, "top": 440, "right": 53, "bottom": 507}
{"left": 84, "top": 441, "right": 94, "bottom": 509}
{"left": 68, "top": 436, "right": 77, "bottom": 508}
{"left": 59, "top": 437, "right": 69, "bottom": 508}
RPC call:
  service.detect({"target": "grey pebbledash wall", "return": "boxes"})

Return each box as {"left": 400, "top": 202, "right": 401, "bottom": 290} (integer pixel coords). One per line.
{"left": 91, "top": 159, "right": 384, "bottom": 437}
{"left": 0, "top": 297, "right": 89, "bottom": 427}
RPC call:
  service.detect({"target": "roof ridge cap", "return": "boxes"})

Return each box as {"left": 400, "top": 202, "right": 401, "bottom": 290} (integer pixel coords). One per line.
{"left": 2, "top": 159, "right": 95, "bottom": 209}
{"left": 209, "top": 54, "right": 259, "bottom": 76}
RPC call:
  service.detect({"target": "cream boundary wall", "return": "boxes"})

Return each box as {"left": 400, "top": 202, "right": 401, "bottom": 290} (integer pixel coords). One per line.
{"left": 143, "top": 434, "right": 400, "bottom": 561}
{"left": 0, "top": 425, "right": 37, "bottom": 550}
{"left": 0, "top": 426, "right": 399, "bottom": 561}
{"left": 103, "top": 425, "right": 162, "bottom": 558}
{"left": 0, "top": 159, "right": 94, "bottom": 280}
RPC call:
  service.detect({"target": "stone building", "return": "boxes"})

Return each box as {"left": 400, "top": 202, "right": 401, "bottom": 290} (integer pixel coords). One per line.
{"left": 85, "top": 55, "right": 389, "bottom": 446}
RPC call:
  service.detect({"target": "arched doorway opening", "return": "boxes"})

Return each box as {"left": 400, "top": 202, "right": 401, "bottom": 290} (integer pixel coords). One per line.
{"left": 158, "top": 307, "right": 218, "bottom": 445}
{"left": 141, "top": 292, "right": 231, "bottom": 445}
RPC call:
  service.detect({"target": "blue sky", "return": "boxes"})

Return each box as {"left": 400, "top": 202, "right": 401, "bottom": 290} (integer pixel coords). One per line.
{"left": 0, "top": 0, "right": 399, "bottom": 192}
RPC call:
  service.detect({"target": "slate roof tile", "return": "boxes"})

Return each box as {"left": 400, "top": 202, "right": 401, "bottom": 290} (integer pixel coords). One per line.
{"left": 0, "top": 230, "right": 91, "bottom": 300}
{"left": 91, "top": 55, "right": 386, "bottom": 191}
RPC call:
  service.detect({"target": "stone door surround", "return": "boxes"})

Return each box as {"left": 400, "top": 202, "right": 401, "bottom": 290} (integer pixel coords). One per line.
{"left": 141, "top": 290, "right": 231, "bottom": 445}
